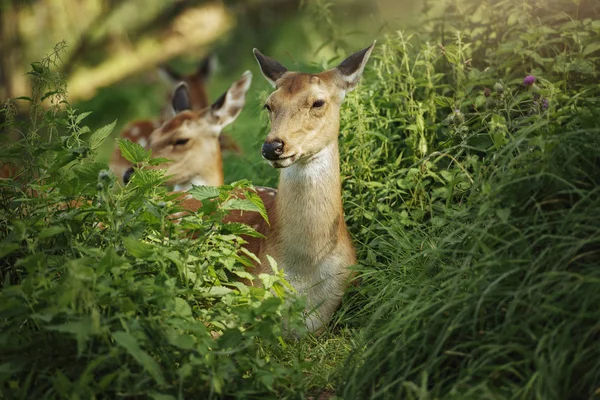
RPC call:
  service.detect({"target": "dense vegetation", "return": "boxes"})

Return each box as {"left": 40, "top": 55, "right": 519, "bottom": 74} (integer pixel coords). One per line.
{"left": 2, "top": 0, "right": 600, "bottom": 398}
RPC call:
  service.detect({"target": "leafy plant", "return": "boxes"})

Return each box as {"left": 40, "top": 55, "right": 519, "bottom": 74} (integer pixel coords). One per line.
{"left": 0, "top": 45, "right": 307, "bottom": 400}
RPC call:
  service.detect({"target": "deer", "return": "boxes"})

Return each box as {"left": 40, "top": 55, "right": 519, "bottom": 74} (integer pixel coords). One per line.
{"left": 109, "top": 56, "right": 241, "bottom": 185}
{"left": 125, "top": 70, "right": 253, "bottom": 190}
{"left": 169, "top": 43, "right": 376, "bottom": 332}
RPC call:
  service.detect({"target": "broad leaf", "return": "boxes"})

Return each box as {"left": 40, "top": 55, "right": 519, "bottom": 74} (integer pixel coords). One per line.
{"left": 117, "top": 138, "right": 151, "bottom": 163}
{"left": 189, "top": 185, "right": 220, "bottom": 201}
{"left": 112, "top": 331, "right": 165, "bottom": 386}
{"left": 123, "top": 236, "right": 154, "bottom": 259}
{"left": 89, "top": 120, "right": 116, "bottom": 150}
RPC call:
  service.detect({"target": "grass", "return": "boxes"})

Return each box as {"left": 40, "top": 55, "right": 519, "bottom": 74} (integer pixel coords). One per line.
{"left": 2, "top": 0, "right": 600, "bottom": 398}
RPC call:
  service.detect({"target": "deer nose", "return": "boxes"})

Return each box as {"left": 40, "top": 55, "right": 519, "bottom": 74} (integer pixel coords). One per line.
{"left": 123, "top": 167, "right": 135, "bottom": 184}
{"left": 262, "top": 139, "right": 284, "bottom": 160}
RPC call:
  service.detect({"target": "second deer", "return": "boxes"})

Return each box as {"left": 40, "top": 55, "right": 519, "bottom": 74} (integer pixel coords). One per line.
{"left": 126, "top": 71, "right": 253, "bottom": 190}
{"left": 110, "top": 57, "right": 241, "bottom": 185}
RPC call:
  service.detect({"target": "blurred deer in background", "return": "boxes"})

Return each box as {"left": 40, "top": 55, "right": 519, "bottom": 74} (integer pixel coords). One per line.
{"left": 174, "top": 43, "right": 376, "bottom": 332}
{"left": 125, "top": 71, "right": 252, "bottom": 190}
{"left": 110, "top": 56, "right": 241, "bottom": 184}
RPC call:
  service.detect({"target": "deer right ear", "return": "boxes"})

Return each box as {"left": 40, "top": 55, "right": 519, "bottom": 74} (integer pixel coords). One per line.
{"left": 335, "top": 41, "right": 376, "bottom": 93}
{"left": 172, "top": 83, "right": 191, "bottom": 113}
{"left": 211, "top": 71, "right": 253, "bottom": 129}
{"left": 253, "top": 49, "right": 288, "bottom": 88}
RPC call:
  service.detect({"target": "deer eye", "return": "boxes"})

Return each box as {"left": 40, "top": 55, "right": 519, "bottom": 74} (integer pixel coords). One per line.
{"left": 174, "top": 138, "right": 190, "bottom": 146}
{"left": 264, "top": 104, "right": 272, "bottom": 112}
{"left": 312, "top": 100, "right": 325, "bottom": 108}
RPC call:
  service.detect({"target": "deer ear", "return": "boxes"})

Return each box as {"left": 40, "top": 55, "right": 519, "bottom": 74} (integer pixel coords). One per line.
{"left": 211, "top": 71, "right": 252, "bottom": 129}
{"left": 195, "top": 54, "right": 215, "bottom": 80}
{"left": 335, "top": 41, "right": 376, "bottom": 93}
{"left": 172, "top": 83, "right": 191, "bottom": 113}
{"left": 253, "top": 49, "right": 288, "bottom": 88}
{"left": 158, "top": 65, "right": 183, "bottom": 85}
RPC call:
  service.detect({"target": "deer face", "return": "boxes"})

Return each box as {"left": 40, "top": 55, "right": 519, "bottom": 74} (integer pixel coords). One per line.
{"left": 141, "top": 71, "right": 252, "bottom": 189}
{"left": 254, "top": 43, "right": 375, "bottom": 169}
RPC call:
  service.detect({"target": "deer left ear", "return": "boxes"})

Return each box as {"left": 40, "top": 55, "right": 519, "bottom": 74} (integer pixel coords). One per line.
{"left": 253, "top": 49, "right": 288, "bottom": 88}
{"left": 335, "top": 41, "right": 376, "bottom": 93}
{"left": 172, "top": 83, "right": 191, "bottom": 113}
{"left": 211, "top": 71, "right": 253, "bottom": 129}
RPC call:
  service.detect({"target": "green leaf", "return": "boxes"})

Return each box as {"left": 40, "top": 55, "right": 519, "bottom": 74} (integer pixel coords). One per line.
{"left": 197, "top": 286, "right": 233, "bottom": 298}
{"left": 173, "top": 297, "right": 192, "bottom": 317}
{"left": 148, "top": 157, "right": 172, "bottom": 166}
{"left": 38, "top": 226, "right": 66, "bottom": 240}
{"left": 75, "top": 111, "right": 92, "bottom": 125}
{"left": 170, "top": 335, "right": 195, "bottom": 350}
{"left": 117, "top": 138, "right": 151, "bottom": 163}
{"left": 89, "top": 120, "right": 116, "bottom": 150}
{"left": 496, "top": 208, "right": 510, "bottom": 223}
{"left": 123, "top": 236, "right": 154, "bottom": 259}
{"left": 47, "top": 316, "right": 98, "bottom": 356}
{"left": 223, "top": 191, "right": 268, "bottom": 223}
{"left": 112, "top": 331, "right": 165, "bottom": 386}
{"left": 31, "top": 62, "right": 43, "bottom": 73}
{"left": 0, "top": 244, "right": 19, "bottom": 259}
{"left": 189, "top": 185, "right": 220, "bottom": 201}
{"left": 150, "top": 393, "right": 176, "bottom": 400}
{"left": 244, "top": 190, "right": 269, "bottom": 222}
{"left": 223, "top": 222, "right": 264, "bottom": 238}
{"left": 73, "top": 162, "right": 107, "bottom": 183}
{"left": 583, "top": 42, "right": 600, "bottom": 56}
{"left": 41, "top": 90, "right": 60, "bottom": 101}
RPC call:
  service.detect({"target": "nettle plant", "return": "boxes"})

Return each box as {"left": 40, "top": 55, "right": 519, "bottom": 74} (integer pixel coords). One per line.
{"left": 0, "top": 47, "right": 306, "bottom": 399}
{"left": 336, "top": 11, "right": 592, "bottom": 252}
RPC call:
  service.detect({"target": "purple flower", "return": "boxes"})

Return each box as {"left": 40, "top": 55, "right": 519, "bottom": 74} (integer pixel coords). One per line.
{"left": 523, "top": 75, "right": 536, "bottom": 86}
{"left": 542, "top": 98, "right": 549, "bottom": 109}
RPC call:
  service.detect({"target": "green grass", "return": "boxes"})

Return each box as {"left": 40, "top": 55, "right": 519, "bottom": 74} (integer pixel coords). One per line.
{"left": 2, "top": 0, "right": 600, "bottom": 398}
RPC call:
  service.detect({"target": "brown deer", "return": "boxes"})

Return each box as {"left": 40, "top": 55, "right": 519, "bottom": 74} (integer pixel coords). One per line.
{"left": 109, "top": 56, "right": 241, "bottom": 184}
{"left": 173, "top": 43, "right": 376, "bottom": 332}
{"left": 127, "top": 71, "right": 253, "bottom": 190}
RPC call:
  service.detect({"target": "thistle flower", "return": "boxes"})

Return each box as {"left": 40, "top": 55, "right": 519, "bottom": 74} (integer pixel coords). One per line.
{"left": 484, "top": 88, "right": 491, "bottom": 97}
{"left": 523, "top": 75, "right": 536, "bottom": 86}
{"left": 453, "top": 109, "right": 465, "bottom": 124}
{"left": 493, "top": 82, "right": 504, "bottom": 94}
{"left": 542, "top": 98, "right": 549, "bottom": 110}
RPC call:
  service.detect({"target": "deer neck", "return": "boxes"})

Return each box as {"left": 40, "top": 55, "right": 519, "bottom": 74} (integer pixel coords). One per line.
{"left": 272, "top": 141, "right": 345, "bottom": 268}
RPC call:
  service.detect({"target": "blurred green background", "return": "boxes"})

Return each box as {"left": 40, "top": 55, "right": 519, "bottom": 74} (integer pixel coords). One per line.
{"left": 1, "top": 0, "right": 424, "bottom": 187}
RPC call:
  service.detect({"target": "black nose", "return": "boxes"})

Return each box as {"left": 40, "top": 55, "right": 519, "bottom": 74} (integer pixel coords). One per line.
{"left": 123, "top": 167, "right": 135, "bottom": 184}
{"left": 261, "top": 139, "right": 284, "bottom": 161}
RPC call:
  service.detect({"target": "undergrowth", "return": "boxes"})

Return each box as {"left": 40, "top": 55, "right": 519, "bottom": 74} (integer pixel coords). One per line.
{"left": 0, "top": 45, "right": 306, "bottom": 399}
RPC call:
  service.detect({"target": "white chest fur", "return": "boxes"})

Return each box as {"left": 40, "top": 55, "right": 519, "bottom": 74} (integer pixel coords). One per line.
{"left": 272, "top": 144, "right": 354, "bottom": 331}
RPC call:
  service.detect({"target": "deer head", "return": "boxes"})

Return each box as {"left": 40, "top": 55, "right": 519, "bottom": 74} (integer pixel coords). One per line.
{"left": 132, "top": 70, "right": 252, "bottom": 190}
{"left": 253, "top": 42, "right": 375, "bottom": 169}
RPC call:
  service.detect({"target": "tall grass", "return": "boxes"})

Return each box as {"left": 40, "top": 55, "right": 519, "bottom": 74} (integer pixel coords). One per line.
{"left": 332, "top": 0, "right": 600, "bottom": 398}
